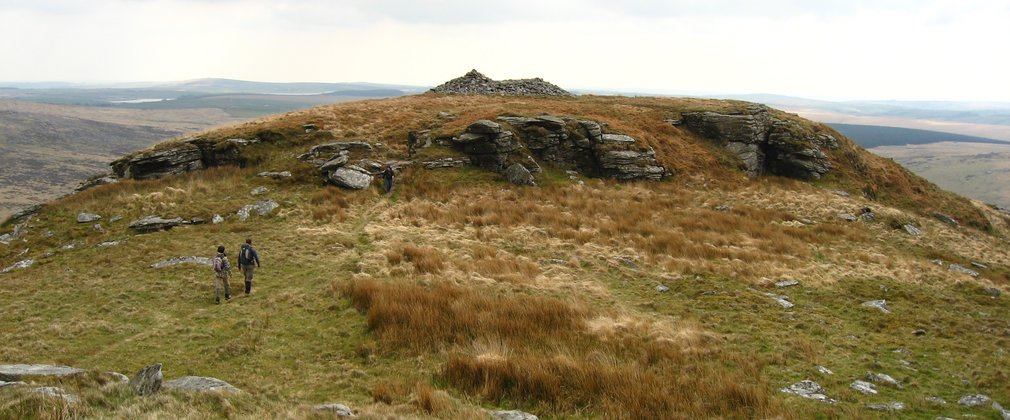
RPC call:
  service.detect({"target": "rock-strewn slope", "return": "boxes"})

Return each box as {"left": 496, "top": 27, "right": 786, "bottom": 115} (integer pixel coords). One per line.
{"left": 429, "top": 70, "right": 572, "bottom": 97}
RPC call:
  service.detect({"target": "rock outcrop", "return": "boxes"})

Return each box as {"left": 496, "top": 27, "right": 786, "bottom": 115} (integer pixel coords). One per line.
{"left": 298, "top": 141, "right": 377, "bottom": 189}
{"left": 111, "top": 138, "right": 253, "bottom": 181}
{"left": 682, "top": 104, "right": 833, "bottom": 180}
{"left": 129, "top": 216, "right": 184, "bottom": 233}
{"left": 430, "top": 70, "right": 572, "bottom": 96}
{"left": 163, "top": 376, "right": 242, "bottom": 394}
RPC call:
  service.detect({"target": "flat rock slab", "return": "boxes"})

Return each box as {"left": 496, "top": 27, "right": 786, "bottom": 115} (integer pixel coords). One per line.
{"left": 312, "top": 403, "right": 355, "bottom": 417}
{"left": 0, "top": 380, "right": 27, "bottom": 388}
{"left": 866, "top": 402, "right": 904, "bottom": 412}
{"left": 775, "top": 280, "right": 800, "bottom": 288}
{"left": 861, "top": 299, "right": 891, "bottom": 313}
{"left": 164, "top": 376, "right": 242, "bottom": 394}
{"left": 866, "top": 372, "right": 902, "bottom": 388}
{"left": 781, "top": 380, "right": 837, "bottom": 404}
{"left": 1, "top": 259, "right": 33, "bottom": 274}
{"left": 850, "top": 380, "right": 877, "bottom": 395}
{"left": 950, "top": 264, "right": 981, "bottom": 277}
{"left": 491, "top": 410, "right": 539, "bottom": 420}
{"left": 151, "top": 256, "right": 213, "bottom": 269}
{"left": 0, "top": 364, "right": 85, "bottom": 381}
{"left": 958, "top": 394, "right": 991, "bottom": 406}
{"left": 77, "top": 213, "right": 101, "bottom": 223}
{"left": 129, "top": 216, "right": 184, "bottom": 233}
{"left": 237, "top": 200, "right": 280, "bottom": 221}
{"left": 764, "top": 293, "right": 794, "bottom": 309}
{"left": 33, "top": 386, "right": 80, "bottom": 403}
{"left": 257, "top": 171, "right": 292, "bottom": 179}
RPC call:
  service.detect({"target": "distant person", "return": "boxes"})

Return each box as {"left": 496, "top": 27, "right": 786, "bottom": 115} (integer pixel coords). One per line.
{"left": 407, "top": 131, "right": 418, "bottom": 157}
{"left": 212, "top": 245, "right": 231, "bottom": 304}
{"left": 382, "top": 166, "right": 395, "bottom": 194}
{"left": 238, "top": 238, "right": 261, "bottom": 295}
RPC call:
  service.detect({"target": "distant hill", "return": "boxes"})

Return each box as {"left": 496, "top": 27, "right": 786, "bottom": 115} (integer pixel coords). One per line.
{"left": 155, "top": 78, "right": 425, "bottom": 95}
{"left": 828, "top": 123, "right": 1009, "bottom": 148}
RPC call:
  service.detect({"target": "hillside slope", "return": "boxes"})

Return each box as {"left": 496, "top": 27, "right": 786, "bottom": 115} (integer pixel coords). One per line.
{"left": 2, "top": 94, "right": 1009, "bottom": 419}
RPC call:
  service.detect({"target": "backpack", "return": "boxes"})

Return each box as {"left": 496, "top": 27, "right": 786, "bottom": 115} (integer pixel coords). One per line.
{"left": 242, "top": 247, "right": 252, "bottom": 264}
{"left": 213, "top": 256, "right": 223, "bottom": 273}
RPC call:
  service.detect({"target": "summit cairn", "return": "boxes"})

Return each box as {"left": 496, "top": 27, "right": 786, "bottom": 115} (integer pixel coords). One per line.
{"left": 430, "top": 70, "right": 572, "bottom": 96}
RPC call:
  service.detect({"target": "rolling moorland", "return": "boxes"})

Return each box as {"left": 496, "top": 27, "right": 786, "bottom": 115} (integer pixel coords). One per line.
{"left": 0, "top": 79, "right": 416, "bottom": 220}
{"left": 2, "top": 85, "right": 1010, "bottom": 418}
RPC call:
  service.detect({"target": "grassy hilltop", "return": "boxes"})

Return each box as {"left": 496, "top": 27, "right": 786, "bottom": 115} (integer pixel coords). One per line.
{"left": 1, "top": 94, "right": 1009, "bottom": 419}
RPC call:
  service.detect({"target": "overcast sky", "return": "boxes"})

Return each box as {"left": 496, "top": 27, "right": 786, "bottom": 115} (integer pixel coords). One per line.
{"left": 1, "top": 0, "right": 1008, "bottom": 101}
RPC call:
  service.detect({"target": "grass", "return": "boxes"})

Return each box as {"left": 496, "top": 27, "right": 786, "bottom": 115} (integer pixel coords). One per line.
{"left": 3, "top": 93, "right": 1010, "bottom": 418}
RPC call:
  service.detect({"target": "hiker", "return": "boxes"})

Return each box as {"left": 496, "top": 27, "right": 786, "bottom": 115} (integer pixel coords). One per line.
{"left": 406, "top": 131, "right": 418, "bottom": 157}
{"left": 212, "top": 245, "right": 231, "bottom": 304}
{"left": 238, "top": 238, "right": 261, "bottom": 295}
{"left": 382, "top": 166, "right": 395, "bottom": 194}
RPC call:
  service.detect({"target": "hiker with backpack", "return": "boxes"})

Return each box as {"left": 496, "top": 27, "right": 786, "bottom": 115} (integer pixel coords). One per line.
{"left": 382, "top": 166, "right": 395, "bottom": 194}
{"left": 213, "top": 245, "right": 231, "bottom": 304}
{"left": 238, "top": 238, "right": 261, "bottom": 295}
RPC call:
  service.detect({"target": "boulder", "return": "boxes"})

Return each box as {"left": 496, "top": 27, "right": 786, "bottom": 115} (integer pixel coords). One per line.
{"left": 130, "top": 363, "right": 163, "bottom": 396}
{"left": 237, "top": 200, "right": 280, "bottom": 221}
{"left": 780, "top": 380, "right": 837, "bottom": 404}
{"left": 861, "top": 300, "right": 891, "bottom": 314}
{"left": 327, "top": 167, "right": 373, "bottom": 190}
{"left": 838, "top": 213, "right": 857, "bottom": 222}
{"left": 865, "top": 372, "right": 901, "bottom": 388}
{"left": 949, "top": 264, "right": 980, "bottom": 277}
{"left": 866, "top": 402, "right": 904, "bottom": 412}
{"left": 33, "top": 386, "right": 80, "bottom": 403}
{"left": 816, "top": 366, "right": 833, "bottom": 375}
{"left": 467, "top": 120, "right": 503, "bottom": 135}
{"left": 75, "top": 213, "right": 100, "bottom": 223}
{"left": 491, "top": 410, "right": 539, "bottom": 420}
{"left": 129, "top": 216, "right": 184, "bottom": 233}
{"left": 850, "top": 380, "right": 877, "bottom": 395}
{"left": 504, "top": 163, "right": 536, "bottom": 186}
{"left": 319, "top": 153, "right": 350, "bottom": 173}
{"left": 656, "top": 284, "right": 670, "bottom": 293}
{"left": 257, "top": 171, "right": 292, "bottom": 179}
{"left": 299, "top": 142, "right": 374, "bottom": 167}
{"left": 958, "top": 394, "right": 991, "bottom": 406}
{"left": 163, "top": 376, "right": 242, "bottom": 394}
{"left": 764, "top": 293, "right": 794, "bottom": 309}
{"left": 250, "top": 186, "right": 270, "bottom": 196}
{"left": 775, "top": 280, "right": 800, "bottom": 288}
{"left": 151, "top": 256, "right": 213, "bottom": 269}
{"left": 109, "top": 372, "right": 130, "bottom": 383}
{"left": 312, "top": 403, "right": 356, "bottom": 417}
{"left": 97, "top": 240, "right": 121, "bottom": 248}
{"left": 0, "top": 259, "right": 33, "bottom": 274}
{"left": 0, "top": 364, "right": 85, "bottom": 381}
{"left": 932, "top": 213, "right": 959, "bottom": 226}
{"left": 903, "top": 224, "right": 922, "bottom": 236}
{"left": 925, "top": 396, "right": 947, "bottom": 405}
{"left": 212, "top": 214, "right": 224, "bottom": 224}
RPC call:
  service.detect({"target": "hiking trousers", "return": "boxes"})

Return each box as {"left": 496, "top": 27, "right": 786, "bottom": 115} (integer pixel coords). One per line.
{"left": 242, "top": 264, "right": 255, "bottom": 293}
{"left": 215, "top": 272, "right": 231, "bottom": 302}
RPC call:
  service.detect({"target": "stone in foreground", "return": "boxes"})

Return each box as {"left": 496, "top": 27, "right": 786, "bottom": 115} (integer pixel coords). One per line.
{"left": 163, "top": 376, "right": 242, "bottom": 394}
{"left": 33, "top": 386, "right": 80, "bottom": 403}
{"left": 780, "top": 380, "right": 837, "bottom": 404}
{"left": 491, "top": 410, "right": 540, "bottom": 420}
{"left": 130, "top": 363, "right": 163, "bottom": 396}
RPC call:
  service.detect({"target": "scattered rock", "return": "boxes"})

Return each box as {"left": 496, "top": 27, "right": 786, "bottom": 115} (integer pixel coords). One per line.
{"left": 931, "top": 259, "right": 945, "bottom": 267}
{"left": 0, "top": 364, "right": 85, "bottom": 381}
{"left": 0, "top": 380, "right": 26, "bottom": 388}
{"left": 257, "top": 171, "right": 292, "bottom": 179}
{"left": 422, "top": 157, "right": 470, "bottom": 169}
{"left": 303, "top": 123, "right": 318, "bottom": 132}
{"left": 327, "top": 167, "right": 373, "bottom": 190}
{"left": 838, "top": 213, "right": 857, "bottom": 222}
{"left": 913, "top": 329, "right": 926, "bottom": 336}
{"left": 816, "top": 366, "right": 833, "bottom": 375}
{"left": 312, "top": 403, "right": 356, "bottom": 417}
{"left": 859, "top": 207, "right": 876, "bottom": 222}
{"left": 866, "top": 372, "right": 902, "bottom": 388}
{"left": 151, "top": 256, "right": 213, "bottom": 269}
{"left": 212, "top": 214, "right": 224, "bottom": 224}
{"left": 866, "top": 402, "right": 904, "bottom": 412}
{"left": 109, "top": 216, "right": 123, "bottom": 223}
{"left": 33, "top": 386, "right": 80, "bottom": 403}
{"left": 430, "top": 69, "right": 571, "bottom": 97}
{"left": 780, "top": 380, "right": 837, "bottom": 404}
{"left": 0, "top": 259, "right": 33, "bottom": 274}
{"left": 74, "top": 174, "right": 118, "bottom": 193}
{"left": 237, "top": 200, "right": 280, "bottom": 221}
{"left": 250, "top": 186, "right": 270, "bottom": 196}
{"left": 504, "top": 163, "right": 536, "bottom": 186}
{"left": 130, "top": 363, "right": 163, "bottom": 396}
{"left": 932, "top": 213, "right": 959, "bottom": 227}
{"left": 93, "top": 223, "right": 104, "bottom": 232}
{"left": 163, "top": 376, "right": 242, "bottom": 394}
{"left": 764, "top": 293, "right": 795, "bottom": 309}
{"left": 925, "top": 396, "right": 947, "bottom": 405}
{"left": 490, "top": 410, "right": 540, "bottom": 420}
{"left": 776, "top": 280, "right": 800, "bottom": 288}
{"left": 655, "top": 284, "right": 670, "bottom": 293}
{"left": 77, "top": 212, "right": 101, "bottom": 223}
{"left": 993, "top": 402, "right": 1010, "bottom": 420}
{"left": 949, "top": 264, "right": 980, "bottom": 277}
{"left": 971, "top": 261, "right": 989, "bottom": 270}
{"left": 850, "top": 380, "right": 878, "bottom": 395}
{"left": 958, "top": 394, "right": 991, "bottom": 407}
{"left": 97, "top": 240, "right": 121, "bottom": 248}
{"left": 861, "top": 300, "right": 891, "bottom": 314}
{"left": 983, "top": 287, "right": 1001, "bottom": 298}
{"left": 8, "top": 204, "right": 42, "bottom": 224}
{"left": 903, "top": 224, "right": 922, "bottom": 236}
{"left": 109, "top": 372, "right": 130, "bottom": 383}
{"left": 714, "top": 204, "right": 733, "bottom": 212}
{"left": 129, "top": 216, "right": 184, "bottom": 233}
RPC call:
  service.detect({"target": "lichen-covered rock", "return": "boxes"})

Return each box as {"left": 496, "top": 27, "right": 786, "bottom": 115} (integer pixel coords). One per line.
{"left": 163, "top": 376, "right": 242, "bottom": 394}
{"left": 1, "top": 259, "right": 34, "bottom": 274}
{"left": 129, "top": 216, "right": 184, "bottom": 233}
{"left": 504, "top": 163, "right": 536, "bottom": 186}
{"left": 780, "top": 380, "right": 836, "bottom": 404}
{"left": 327, "top": 167, "right": 373, "bottom": 190}
{"left": 130, "top": 363, "right": 163, "bottom": 396}
{"left": 237, "top": 200, "right": 280, "bottom": 221}
{"left": 682, "top": 105, "right": 832, "bottom": 179}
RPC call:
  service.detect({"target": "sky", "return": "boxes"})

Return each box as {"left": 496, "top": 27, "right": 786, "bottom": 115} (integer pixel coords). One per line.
{"left": 1, "top": 0, "right": 1008, "bottom": 101}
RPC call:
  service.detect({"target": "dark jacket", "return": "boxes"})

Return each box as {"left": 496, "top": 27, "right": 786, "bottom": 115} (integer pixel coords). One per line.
{"left": 238, "top": 244, "right": 260, "bottom": 266}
